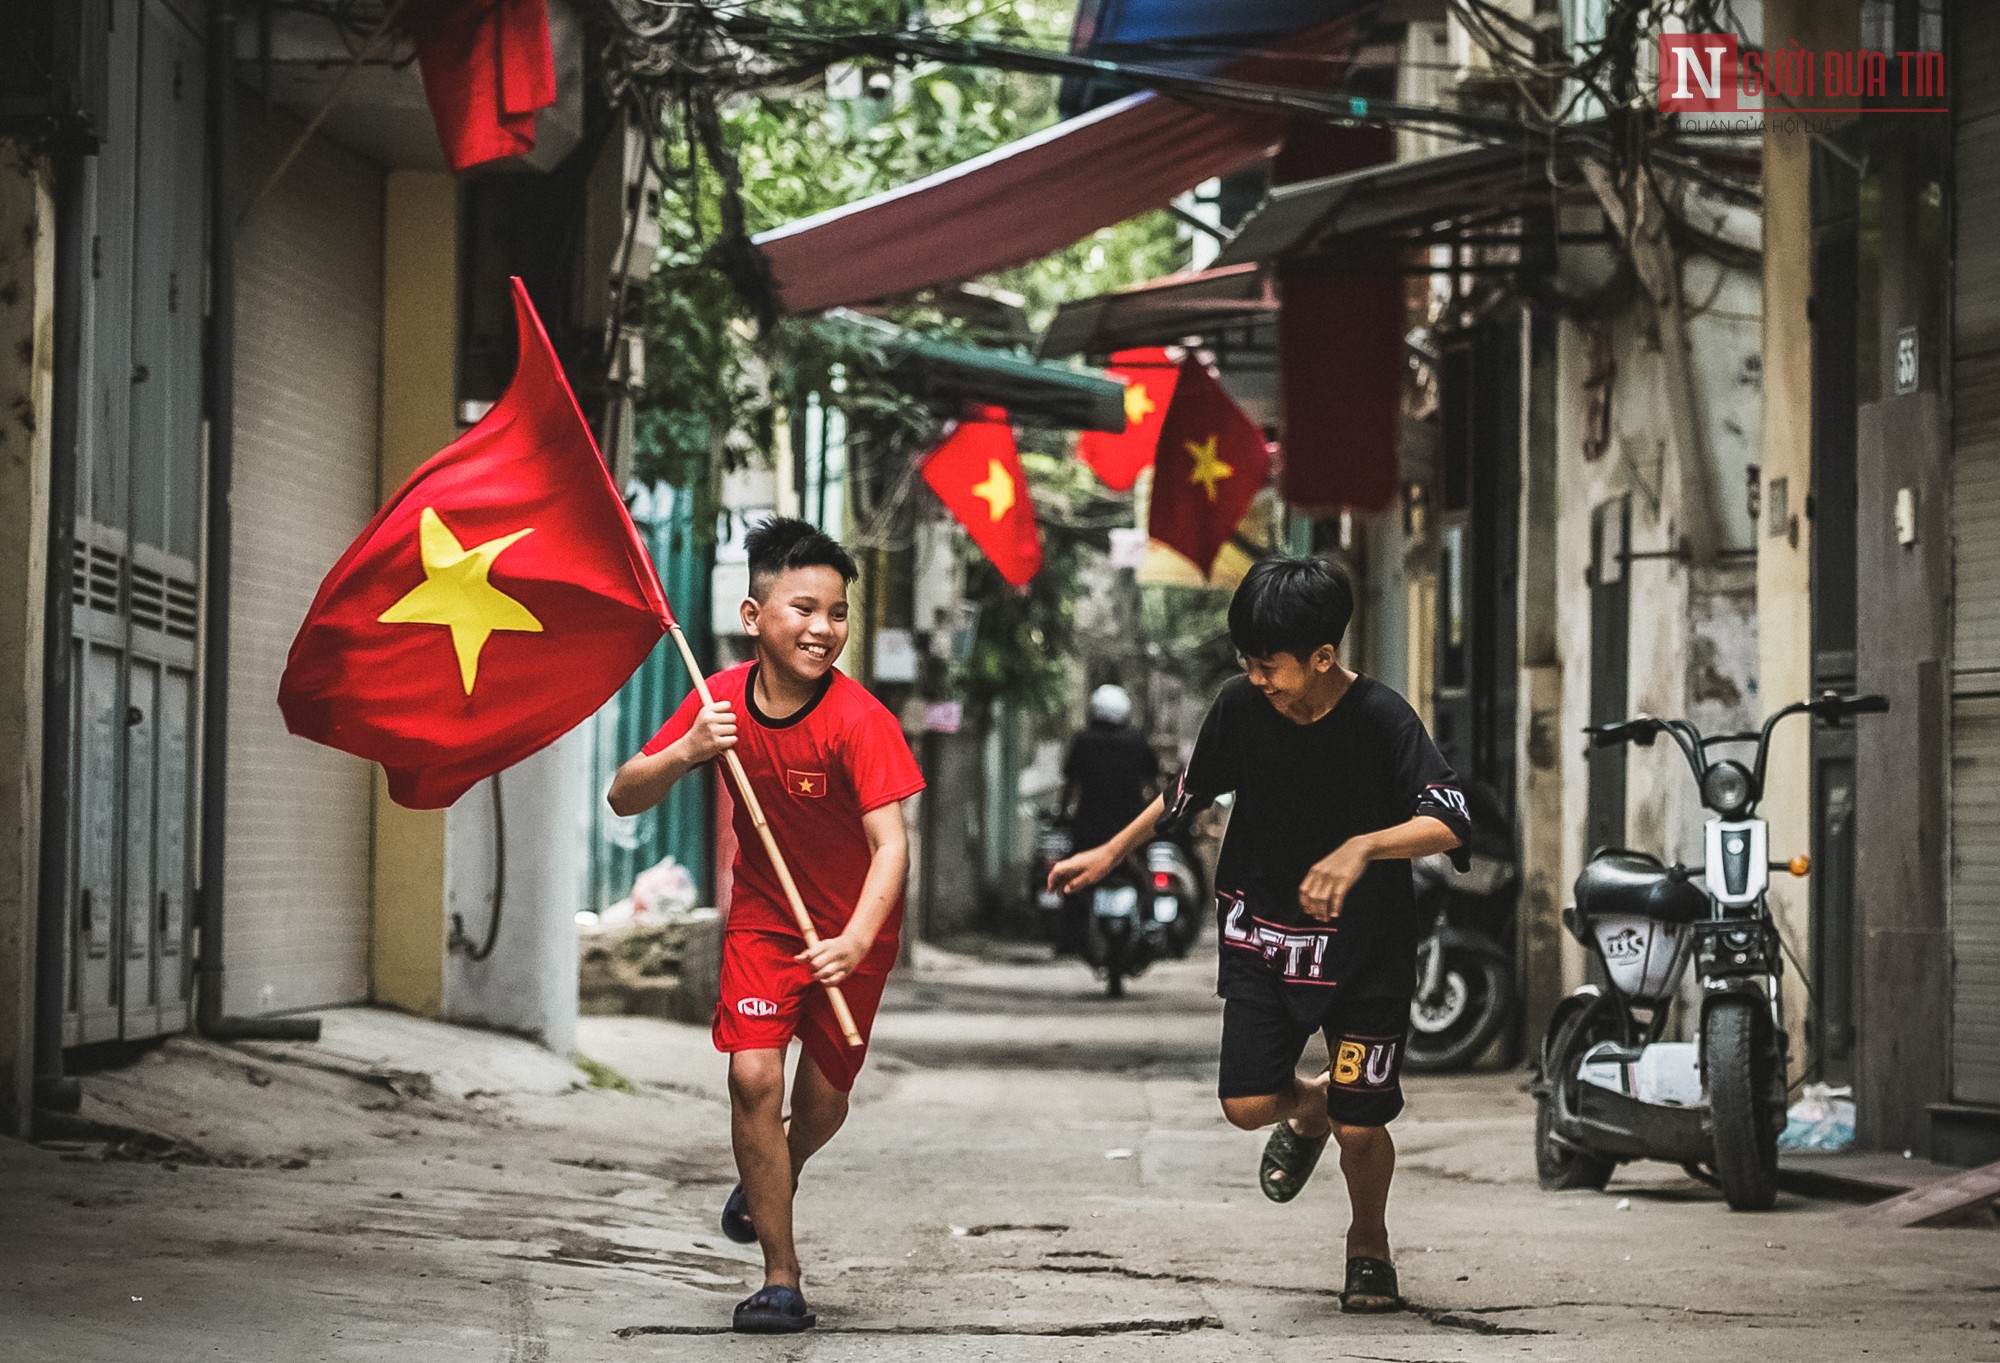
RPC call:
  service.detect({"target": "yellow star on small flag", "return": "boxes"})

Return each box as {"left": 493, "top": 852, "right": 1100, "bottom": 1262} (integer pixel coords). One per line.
{"left": 378, "top": 507, "right": 543, "bottom": 695}
{"left": 798, "top": 775, "right": 817, "bottom": 794}
{"left": 972, "top": 459, "right": 1016, "bottom": 522}
{"left": 1185, "top": 434, "right": 1234, "bottom": 504}
{"left": 1123, "top": 381, "right": 1156, "bottom": 427}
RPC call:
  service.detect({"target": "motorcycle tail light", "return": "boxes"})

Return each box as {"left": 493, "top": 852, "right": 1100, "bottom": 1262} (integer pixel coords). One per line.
{"left": 1152, "top": 871, "right": 1173, "bottom": 890}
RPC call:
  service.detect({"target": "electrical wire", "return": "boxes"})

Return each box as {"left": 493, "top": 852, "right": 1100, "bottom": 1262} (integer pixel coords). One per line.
{"left": 448, "top": 771, "right": 507, "bottom": 962}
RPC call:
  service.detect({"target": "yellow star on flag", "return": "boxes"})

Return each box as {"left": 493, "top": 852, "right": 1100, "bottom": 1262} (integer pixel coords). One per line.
{"left": 972, "top": 459, "right": 1016, "bottom": 522}
{"left": 1123, "top": 381, "right": 1156, "bottom": 427}
{"left": 1185, "top": 434, "right": 1234, "bottom": 503}
{"left": 378, "top": 507, "right": 543, "bottom": 695}
{"left": 798, "top": 775, "right": 817, "bottom": 794}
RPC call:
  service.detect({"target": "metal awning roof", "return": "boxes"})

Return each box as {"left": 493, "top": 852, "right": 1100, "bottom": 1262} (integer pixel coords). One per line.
{"left": 1214, "top": 140, "right": 1585, "bottom": 266}
{"left": 751, "top": 25, "right": 1361, "bottom": 316}
{"left": 1038, "top": 264, "right": 1277, "bottom": 359}
{"left": 823, "top": 310, "right": 1127, "bottom": 432}
{"left": 751, "top": 92, "right": 1282, "bottom": 317}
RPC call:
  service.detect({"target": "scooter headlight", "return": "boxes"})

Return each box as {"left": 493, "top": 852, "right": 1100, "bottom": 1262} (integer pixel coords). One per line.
{"left": 1701, "top": 760, "right": 1754, "bottom": 817}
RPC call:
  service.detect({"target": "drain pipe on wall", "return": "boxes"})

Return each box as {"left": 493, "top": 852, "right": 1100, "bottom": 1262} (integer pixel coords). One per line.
{"left": 198, "top": 0, "right": 318, "bottom": 1044}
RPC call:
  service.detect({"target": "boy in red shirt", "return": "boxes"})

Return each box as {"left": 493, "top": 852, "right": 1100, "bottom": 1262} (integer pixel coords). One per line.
{"left": 608, "top": 518, "right": 924, "bottom": 1335}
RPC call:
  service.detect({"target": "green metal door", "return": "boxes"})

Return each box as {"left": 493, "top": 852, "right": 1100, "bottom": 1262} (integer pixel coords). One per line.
{"left": 589, "top": 483, "right": 713, "bottom": 910}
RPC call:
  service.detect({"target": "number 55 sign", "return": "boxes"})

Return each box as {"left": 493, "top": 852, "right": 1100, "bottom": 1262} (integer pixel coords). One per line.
{"left": 1895, "top": 326, "right": 1919, "bottom": 396}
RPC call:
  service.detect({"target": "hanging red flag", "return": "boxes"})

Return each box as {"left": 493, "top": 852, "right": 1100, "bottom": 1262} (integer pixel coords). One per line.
{"left": 279, "top": 278, "right": 669, "bottom": 809}
{"left": 920, "top": 407, "right": 1043, "bottom": 587}
{"left": 1148, "top": 357, "right": 1272, "bottom": 579}
{"left": 1077, "top": 347, "right": 1179, "bottom": 492}
{"left": 411, "top": 0, "right": 558, "bottom": 172}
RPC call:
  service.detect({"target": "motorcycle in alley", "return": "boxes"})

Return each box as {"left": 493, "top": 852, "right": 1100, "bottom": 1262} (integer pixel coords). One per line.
{"left": 1084, "top": 837, "right": 1202, "bottom": 998}
{"left": 1534, "top": 691, "right": 1888, "bottom": 1211}
{"left": 1406, "top": 782, "right": 1518, "bottom": 1073}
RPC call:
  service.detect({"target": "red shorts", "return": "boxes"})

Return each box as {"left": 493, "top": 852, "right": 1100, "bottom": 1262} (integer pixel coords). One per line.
{"left": 714, "top": 930, "right": 892, "bottom": 1092}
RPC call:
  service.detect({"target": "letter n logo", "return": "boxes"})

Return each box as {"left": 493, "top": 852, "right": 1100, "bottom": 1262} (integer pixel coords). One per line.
{"left": 1658, "top": 34, "right": 1739, "bottom": 112}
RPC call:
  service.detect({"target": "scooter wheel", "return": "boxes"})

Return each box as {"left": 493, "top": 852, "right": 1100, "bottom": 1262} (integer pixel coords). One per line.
{"left": 1535, "top": 1003, "right": 1617, "bottom": 1192}
{"left": 1705, "top": 995, "right": 1779, "bottom": 1211}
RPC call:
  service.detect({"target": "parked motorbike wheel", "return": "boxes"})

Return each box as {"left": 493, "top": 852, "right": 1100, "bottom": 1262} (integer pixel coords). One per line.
{"left": 1704, "top": 995, "right": 1779, "bottom": 1211}
{"left": 1535, "top": 999, "right": 1618, "bottom": 1192}
{"left": 1102, "top": 921, "right": 1129, "bottom": 999}
{"left": 1405, "top": 941, "right": 1515, "bottom": 1073}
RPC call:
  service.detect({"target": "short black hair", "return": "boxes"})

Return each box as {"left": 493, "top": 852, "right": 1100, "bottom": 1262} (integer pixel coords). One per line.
{"left": 744, "top": 516, "right": 858, "bottom": 599}
{"left": 1227, "top": 556, "right": 1354, "bottom": 661}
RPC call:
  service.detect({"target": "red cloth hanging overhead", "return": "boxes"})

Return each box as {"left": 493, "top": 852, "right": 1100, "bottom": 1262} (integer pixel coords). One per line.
{"left": 1272, "top": 123, "right": 1402, "bottom": 514}
{"left": 411, "top": 0, "right": 558, "bottom": 172}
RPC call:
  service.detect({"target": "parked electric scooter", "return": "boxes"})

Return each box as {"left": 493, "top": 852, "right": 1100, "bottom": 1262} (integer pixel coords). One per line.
{"left": 1406, "top": 782, "right": 1518, "bottom": 1073}
{"left": 1031, "top": 807, "right": 1076, "bottom": 948}
{"left": 1535, "top": 691, "right": 1888, "bottom": 1211}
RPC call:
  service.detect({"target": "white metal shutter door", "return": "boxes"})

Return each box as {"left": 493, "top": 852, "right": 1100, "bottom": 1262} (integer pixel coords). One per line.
{"left": 1949, "top": 698, "right": 2000, "bottom": 1104}
{"left": 224, "top": 110, "right": 384, "bottom": 1015}
{"left": 1952, "top": 17, "right": 2000, "bottom": 1106}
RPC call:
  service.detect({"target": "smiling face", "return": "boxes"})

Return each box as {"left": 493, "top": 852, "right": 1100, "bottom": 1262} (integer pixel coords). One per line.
{"left": 1241, "top": 644, "right": 1339, "bottom": 721}
{"left": 742, "top": 564, "right": 850, "bottom": 685}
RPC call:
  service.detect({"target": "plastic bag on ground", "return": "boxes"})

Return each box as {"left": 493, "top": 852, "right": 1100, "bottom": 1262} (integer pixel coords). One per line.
{"left": 1779, "top": 1082, "right": 1856, "bottom": 1152}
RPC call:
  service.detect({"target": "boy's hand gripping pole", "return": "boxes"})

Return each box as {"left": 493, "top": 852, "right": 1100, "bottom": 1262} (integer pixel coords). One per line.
{"left": 667, "top": 624, "right": 864, "bottom": 1048}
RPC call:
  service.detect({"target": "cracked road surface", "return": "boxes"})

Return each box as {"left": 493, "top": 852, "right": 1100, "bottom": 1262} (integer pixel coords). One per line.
{"left": 4, "top": 949, "right": 1997, "bottom": 1361}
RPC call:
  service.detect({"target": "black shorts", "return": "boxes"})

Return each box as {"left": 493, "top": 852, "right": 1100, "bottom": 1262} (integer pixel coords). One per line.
{"left": 1218, "top": 991, "right": 1410, "bottom": 1127}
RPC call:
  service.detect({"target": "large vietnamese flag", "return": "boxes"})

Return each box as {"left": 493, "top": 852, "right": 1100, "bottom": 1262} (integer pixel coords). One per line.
{"left": 1148, "top": 357, "right": 1271, "bottom": 579}
{"left": 920, "top": 407, "right": 1043, "bottom": 587}
{"left": 1077, "top": 347, "right": 1178, "bottom": 492}
{"left": 279, "top": 278, "right": 669, "bottom": 808}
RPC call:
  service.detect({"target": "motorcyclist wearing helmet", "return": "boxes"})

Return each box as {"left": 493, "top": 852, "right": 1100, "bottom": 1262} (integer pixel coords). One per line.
{"left": 1054, "top": 684, "right": 1159, "bottom": 955}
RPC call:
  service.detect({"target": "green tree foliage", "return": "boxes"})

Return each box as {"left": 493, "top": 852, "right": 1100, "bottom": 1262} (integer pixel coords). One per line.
{"left": 633, "top": 1, "right": 1189, "bottom": 713}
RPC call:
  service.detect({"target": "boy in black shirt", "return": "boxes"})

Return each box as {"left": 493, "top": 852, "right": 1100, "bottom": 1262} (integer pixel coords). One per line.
{"left": 1049, "top": 557, "right": 1470, "bottom": 1314}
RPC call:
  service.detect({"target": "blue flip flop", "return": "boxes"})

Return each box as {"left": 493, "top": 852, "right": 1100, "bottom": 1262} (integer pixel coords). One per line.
{"left": 732, "top": 1284, "right": 816, "bottom": 1334}
{"left": 720, "top": 1184, "right": 757, "bottom": 1244}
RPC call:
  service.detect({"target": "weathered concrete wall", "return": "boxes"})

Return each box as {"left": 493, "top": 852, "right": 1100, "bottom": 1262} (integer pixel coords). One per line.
{"left": 1548, "top": 246, "right": 1764, "bottom": 1020}
{"left": 441, "top": 725, "right": 591, "bottom": 1055}
{"left": 0, "top": 143, "right": 54, "bottom": 1137}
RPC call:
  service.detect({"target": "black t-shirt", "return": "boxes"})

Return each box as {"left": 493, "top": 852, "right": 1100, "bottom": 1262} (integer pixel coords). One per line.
{"left": 1064, "top": 722, "right": 1160, "bottom": 850}
{"left": 1161, "top": 674, "right": 1472, "bottom": 1021}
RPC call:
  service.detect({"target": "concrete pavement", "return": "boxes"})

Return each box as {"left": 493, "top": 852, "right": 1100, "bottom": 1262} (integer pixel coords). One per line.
{"left": 3, "top": 946, "right": 1997, "bottom": 1361}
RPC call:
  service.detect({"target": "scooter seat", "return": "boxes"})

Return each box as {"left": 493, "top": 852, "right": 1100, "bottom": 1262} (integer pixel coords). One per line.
{"left": 1572, "top": 850, "right": 1709, "bottom": 929}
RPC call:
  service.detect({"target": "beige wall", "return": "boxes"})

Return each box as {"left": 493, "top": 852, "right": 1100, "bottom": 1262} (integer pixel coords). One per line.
{"left": 0, "top": 145, "right": 54, "bottom": 1134}
{"left": 370, "top": 170, "right": 459, "bottom": 1017}
{"left": 225, "top": 108, "right": 383, "bottom": 1015}
{"left": 1760, "top": 0, "right": 1860, "bottom": 1077}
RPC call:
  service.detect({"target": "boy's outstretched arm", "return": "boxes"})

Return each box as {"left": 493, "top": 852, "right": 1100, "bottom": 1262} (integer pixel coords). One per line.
{"left": 799, "top": 800, "right": 909, "bottom": 985}
{"left": 1298, "top": 815, "right": 1461, "bottom": 921}
{"left": 1046, "top": 794, "right": 1166, "bottom": 896}
{"left": 606, "top": 699, "right": 737, "bottom": 816}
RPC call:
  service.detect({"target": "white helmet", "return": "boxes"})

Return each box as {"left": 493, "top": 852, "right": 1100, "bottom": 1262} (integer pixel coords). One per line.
{"left": 1088, "top": 684, "right": 1133, "bottom": 725}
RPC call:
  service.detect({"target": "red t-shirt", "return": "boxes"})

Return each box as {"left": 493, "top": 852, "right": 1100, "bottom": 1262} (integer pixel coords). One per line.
{"left": 643, "top": 662, "right": 925, "bottom": 967}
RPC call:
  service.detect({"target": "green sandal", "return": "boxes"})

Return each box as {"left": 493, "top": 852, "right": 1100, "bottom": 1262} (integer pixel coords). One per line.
{"left": 1258, "top": 1120, "right": 1330, "bottom": 1203}
{"left": 1340, "top": 1256, "right": 1403, "bottom": 1313}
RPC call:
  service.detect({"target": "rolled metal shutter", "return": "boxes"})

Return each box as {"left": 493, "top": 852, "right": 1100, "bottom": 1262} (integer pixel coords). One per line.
{"left": 1951, "top": 14, "right": 2000, "bottom": 1106}
{"left": 223, "top": 111, "right": 383, "bottom": 1014}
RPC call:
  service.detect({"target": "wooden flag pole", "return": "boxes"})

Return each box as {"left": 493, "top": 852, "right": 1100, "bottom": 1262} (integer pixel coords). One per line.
{"left": 666, "top": 623, "right": 863, "bottom": 1048}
